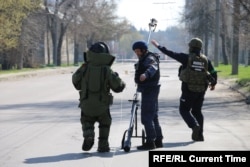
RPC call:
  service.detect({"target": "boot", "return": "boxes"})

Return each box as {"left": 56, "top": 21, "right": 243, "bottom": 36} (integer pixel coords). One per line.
{"left": 195, "top": 134, "right": 204, "bottom": 142}
{"left": 192, "top": 125, "right": 201, "bottom": 141}
{"left": 82, "top": 137, "right": 94, "bottom": 151}
{"left": 97, "top": 139, "right": 110, "bottom": 153}
{"left": 155, "top": 139, "right": 163, "bottom": 148}
{"left": 137, "top": 141, "right": 156, "bottom": 150}
{"left": 97, "top": 146, "right": 110, "bottom": 153}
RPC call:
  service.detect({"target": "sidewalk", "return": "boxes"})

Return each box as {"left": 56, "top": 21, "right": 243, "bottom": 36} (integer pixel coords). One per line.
{"left": 219, "top": 78, "right": 250, "bottom": 104}
{"left": 0, "top": 67, "right": 77, "bottom": 82}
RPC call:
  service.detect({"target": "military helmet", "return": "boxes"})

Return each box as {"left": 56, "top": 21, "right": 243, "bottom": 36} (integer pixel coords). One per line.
{"left": 89, "top": 42, "right": 110, "bottom": 54}
{"left": 188, "top": 38, "right": 203, "bottom": 49}
{"left": 132, "top": 41, "right": 148, "bottom": 51}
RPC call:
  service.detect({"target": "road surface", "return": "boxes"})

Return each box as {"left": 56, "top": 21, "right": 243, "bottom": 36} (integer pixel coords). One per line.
{"left": 0, "top": 61, "right": 249, "bottom": 167}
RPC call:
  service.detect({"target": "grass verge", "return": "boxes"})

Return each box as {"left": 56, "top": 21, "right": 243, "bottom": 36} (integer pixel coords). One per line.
{"left": 216, "top": 64, "right": 250, "bottom": 92}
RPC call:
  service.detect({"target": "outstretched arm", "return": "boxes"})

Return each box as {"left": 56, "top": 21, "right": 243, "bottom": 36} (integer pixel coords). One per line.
{"left": 151, "top": 39, "right": 188, "bottom": 65}
{"left": 151, "top": 40, "right": 160, "bottom": 48}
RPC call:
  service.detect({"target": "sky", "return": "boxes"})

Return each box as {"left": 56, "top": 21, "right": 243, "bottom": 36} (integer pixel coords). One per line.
{"left": 116, "top": 0, "right": 185, "bottom": 31}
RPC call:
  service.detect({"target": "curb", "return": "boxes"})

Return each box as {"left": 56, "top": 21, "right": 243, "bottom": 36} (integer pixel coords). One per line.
{"left": 0, "top": 67, "right": 77, "bottom": 82}
{"left": 219, "top": 78, "right": 250, "bottom": 105}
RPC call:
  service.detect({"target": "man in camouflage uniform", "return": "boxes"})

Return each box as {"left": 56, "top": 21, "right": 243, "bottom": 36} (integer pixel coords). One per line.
{"left": 151, "top": 38, "right": 217, "bottom": 141}
{"left": 72, "top": 42, "right": 126, "bottom": 152}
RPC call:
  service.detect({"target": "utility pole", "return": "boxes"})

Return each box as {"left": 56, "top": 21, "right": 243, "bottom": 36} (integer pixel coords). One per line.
{"left": 214, "top": 0, "right": 220, "bottom": 67}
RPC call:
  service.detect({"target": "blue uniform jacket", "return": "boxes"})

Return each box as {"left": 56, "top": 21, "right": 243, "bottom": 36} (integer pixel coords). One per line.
{"left": 134, "top": 52, "right": 160, "bottom": 91}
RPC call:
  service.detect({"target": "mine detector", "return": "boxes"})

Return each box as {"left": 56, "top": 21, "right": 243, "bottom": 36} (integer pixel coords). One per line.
{"left": 121, "top": 91, "right": 145, "bottom": 152}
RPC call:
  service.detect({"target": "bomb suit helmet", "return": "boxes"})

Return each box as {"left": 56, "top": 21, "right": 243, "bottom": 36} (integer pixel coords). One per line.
{"left": 84, "top": 42, "right": 110, "bottom": 62}
{"left": 89, "top": 42, "right": 110, "bottom": 54}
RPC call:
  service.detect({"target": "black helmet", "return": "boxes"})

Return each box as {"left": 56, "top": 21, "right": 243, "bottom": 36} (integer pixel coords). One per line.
{"left": 89, "top": 42, "right": 110, "bottom": 53}
{"left": 132, "top": 41, "right": 148, "bottom": 51}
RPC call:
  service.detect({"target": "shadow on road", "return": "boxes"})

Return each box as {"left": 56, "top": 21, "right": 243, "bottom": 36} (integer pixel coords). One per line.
{"left": 163, "top": 141, "right": 194, "bottom": 148}
{"left": 23, "top": 151, "right": 113, "bottom": 164}
{"left": 23, "top": 141, "right": 194, "bottom": 164}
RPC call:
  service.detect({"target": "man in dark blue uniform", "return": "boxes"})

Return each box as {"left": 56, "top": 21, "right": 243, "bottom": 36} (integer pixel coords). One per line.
{"left": 151, "top": 38, "right": 217, "bottom": 141}
{"left": 132, "top": 41, "right": 163, "bottom": 150}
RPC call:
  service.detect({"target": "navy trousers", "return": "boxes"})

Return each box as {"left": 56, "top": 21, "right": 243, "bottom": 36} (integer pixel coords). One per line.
{"left": 140, "top": 85, "right": 163, "bottom": 142}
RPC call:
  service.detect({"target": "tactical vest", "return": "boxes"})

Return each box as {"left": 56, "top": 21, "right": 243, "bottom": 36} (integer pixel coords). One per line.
{"left": 179, "top": 53, "right": 209, "bottom": 92}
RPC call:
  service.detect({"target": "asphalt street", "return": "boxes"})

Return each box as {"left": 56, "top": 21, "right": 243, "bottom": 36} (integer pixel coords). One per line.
{"left": 0, "top": 61, "right": 249, "bottom": 167}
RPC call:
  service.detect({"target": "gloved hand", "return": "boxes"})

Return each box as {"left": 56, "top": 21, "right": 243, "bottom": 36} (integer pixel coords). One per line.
{"left": 207, "top": 74, "right": 216, "bottom": 85}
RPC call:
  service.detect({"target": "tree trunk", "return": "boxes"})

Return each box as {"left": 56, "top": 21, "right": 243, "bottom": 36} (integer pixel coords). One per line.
{"left": 220, "top": 2, "right": 229, "bottom": 65}
{"left": 51, "top": 17, "right": 58, "bottom": 66}
{"left": 214, "top": 0, "right": 220, "bottom": 67}
{"left": 66, "top": 33, "right": 69, "bottom": 66}
{"left": 204, "top": 22, "right": 209, "bottom": 57}
{"left": 232, "top": 0, "right": 240, "bottom": 75}
{"left": 46, "top": 16, "right": 51, "bottom": 65}
{"left": 17, "top": 46, "right": 23, "bottom": 69}
{"left": 57, "top": 22, "right": 68, "bottom": 66}
{"left": 220, "top": 33, "right": 229, "bottom": 65}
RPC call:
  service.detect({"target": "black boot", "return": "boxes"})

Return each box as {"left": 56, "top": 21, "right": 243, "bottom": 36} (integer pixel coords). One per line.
{"left": 82, "top": 137, "right": 94, "bottom": 151}
{"left": 196, "top": 134, "right": 204, "bottom": 142}
{"left": 97, "top": 139, "right": 110, "bottom": 153}
{"left": 192, "top": 125, "right": 201, "bottom": 141}
{"left": 155, "top": 139, "right": 163, "bottom": 148}
{"left": 137, "top": 141, "right": 156, "bottom": 150}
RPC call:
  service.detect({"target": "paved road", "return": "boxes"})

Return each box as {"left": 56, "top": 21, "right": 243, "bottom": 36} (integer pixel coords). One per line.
{"left": 0, "top": 62, "right": 249, "bottom": 167}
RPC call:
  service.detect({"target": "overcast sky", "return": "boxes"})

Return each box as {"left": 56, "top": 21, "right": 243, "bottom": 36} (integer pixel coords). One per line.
{"left": 116, "top": 0, "right": 185, "bottom": 31}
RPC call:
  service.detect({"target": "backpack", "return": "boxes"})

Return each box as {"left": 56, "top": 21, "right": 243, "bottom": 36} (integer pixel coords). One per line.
{"left": 179, "top": 53, "right": 209, "bottom": 92}
{"left": 81, "top": 64, "right": 112, "bottom": 101}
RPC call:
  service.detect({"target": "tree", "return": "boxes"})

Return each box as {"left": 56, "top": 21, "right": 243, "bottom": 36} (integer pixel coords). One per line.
{"left": 44, "top": 0, "right": 130, "bottom": 66}
{"left": 0, "top": 0, "right": 41, "bottom": 69}
{"left": 19, "top": 12, "right": 46, "bottom": 68}
{"left": 220, "top": 0, "right": 231, "bottom": 65}
{"left": 44, "top": 0, "right": 77, "bottom": 66}
{"left": 183, "top": 0, "right": 215, "bottom": 57}
{"left": 118, "top": 26, "right": 143, "bottom": 59}
{"left": 76, "top": 0, "right": 130, "bottom": 48}
{"left": 238, "top": 0, "right": 250, "bottom": 66}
